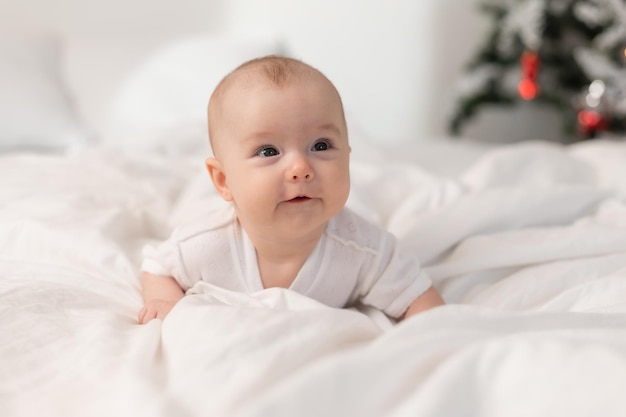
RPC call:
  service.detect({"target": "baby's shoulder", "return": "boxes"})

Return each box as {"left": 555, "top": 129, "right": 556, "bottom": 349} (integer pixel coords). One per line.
{"left": 170, "top": 204, "right": 236, "bottom": 243}
{"left": 325, "top": 208, "right": 392, "bottom": 253}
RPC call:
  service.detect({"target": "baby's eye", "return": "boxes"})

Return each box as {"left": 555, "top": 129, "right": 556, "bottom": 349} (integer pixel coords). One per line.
{"left": 256, "top": 146, "right": 279, "bottom": 157}
{"left": 311, "top": 139, "right": 332, "bottom": 152}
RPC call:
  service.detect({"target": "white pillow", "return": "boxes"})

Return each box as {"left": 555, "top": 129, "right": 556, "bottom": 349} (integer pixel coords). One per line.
{"left": 0, "top": 32, "right": 90, "bottom": 152}
{"left": 105, "top": 35, "right": 283, "bottom": 153}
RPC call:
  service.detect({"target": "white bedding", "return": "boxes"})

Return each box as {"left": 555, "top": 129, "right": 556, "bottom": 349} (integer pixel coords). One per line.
{"left": 3, "top": 138, "right": 626, "bottom": 416}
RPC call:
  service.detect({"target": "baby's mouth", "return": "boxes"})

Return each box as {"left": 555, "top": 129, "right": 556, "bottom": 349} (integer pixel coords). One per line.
{"left": 287, "top": 196, "right": 312, "bottom": 203}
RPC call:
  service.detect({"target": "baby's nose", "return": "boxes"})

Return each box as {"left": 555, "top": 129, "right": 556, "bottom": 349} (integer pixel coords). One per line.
{"left": 287, "top": 156, "right": 314, "bottom": 182}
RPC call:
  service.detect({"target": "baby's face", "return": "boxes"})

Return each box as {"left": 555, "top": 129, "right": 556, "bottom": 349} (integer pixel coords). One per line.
{"left": 211, "top": 75, "right": 350, "bottom": 241}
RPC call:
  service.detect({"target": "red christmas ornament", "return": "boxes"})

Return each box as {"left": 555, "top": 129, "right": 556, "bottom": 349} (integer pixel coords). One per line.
{"left": 577, "top": 109, "right": 607, "bottom": 136}
{"left": 518, "top": 78, "right": 538, "bottom": 100}
{"left": 518, "top": 51, "right": 540, "bottom": 100}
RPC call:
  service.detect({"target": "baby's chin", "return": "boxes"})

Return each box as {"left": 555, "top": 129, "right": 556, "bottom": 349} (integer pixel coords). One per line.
{"left": 275, "top": 208, "right": 332, "bottom": 233}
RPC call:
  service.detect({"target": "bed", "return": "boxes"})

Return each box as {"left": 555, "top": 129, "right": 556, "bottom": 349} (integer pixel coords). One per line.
{"left": 3, "top": 30, "right": 626, "bottom": 417}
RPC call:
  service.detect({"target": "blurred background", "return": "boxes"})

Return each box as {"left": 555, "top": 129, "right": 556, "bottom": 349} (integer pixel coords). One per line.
{"left": 2, "top": 0, "right": 624, "bottom": 146}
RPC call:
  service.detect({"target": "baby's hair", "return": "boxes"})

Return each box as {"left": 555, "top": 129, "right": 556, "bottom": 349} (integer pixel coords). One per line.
{"left": 207, "top": 55, "right": 344, "bottom": 151}
{"left": 233, "top": 55, "right": 311, "bottom": 87}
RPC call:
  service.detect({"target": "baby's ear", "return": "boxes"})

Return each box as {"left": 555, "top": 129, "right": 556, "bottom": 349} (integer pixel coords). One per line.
{"left": 205, "top": 158, "right": 233, "bottom": 201}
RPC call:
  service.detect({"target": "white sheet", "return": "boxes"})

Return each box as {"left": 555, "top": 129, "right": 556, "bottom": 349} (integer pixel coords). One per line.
{"left": 2, "top": 139, "right": 626, "bottom": 416}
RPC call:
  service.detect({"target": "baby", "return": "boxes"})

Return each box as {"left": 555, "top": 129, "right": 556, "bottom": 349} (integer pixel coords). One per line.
{"left": 138, "top": 55, "right": 444, "bottom": 324}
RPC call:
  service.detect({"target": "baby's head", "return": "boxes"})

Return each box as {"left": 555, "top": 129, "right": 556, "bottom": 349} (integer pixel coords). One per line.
{"left": 207, "top": 56, "right": 347, "bottom": 155}
{"left": 205, "top": 56, "right": 351, "bottom": 240}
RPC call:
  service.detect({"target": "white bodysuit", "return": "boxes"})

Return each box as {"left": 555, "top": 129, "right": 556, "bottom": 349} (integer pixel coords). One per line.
{"left": 141, "top": 205, "right": 432, "bottom": 318}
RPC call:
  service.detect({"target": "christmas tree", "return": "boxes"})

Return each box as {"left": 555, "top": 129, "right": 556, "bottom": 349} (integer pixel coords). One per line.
{"left": 449, "top": 0, "right": 626, "bottom": 142}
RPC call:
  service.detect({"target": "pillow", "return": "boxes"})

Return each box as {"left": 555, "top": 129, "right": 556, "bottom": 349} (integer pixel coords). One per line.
{"left": 0, "top": 32, "right": 91, "bottom": 152}
{"left": 105, "top": 35, "right": 283, "bottom": 153}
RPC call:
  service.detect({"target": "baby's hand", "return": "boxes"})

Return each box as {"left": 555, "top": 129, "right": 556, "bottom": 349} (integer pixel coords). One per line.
{"left": 138, "top": 299, "right": 178, "bottom": 324}
{"left": 403, "top": 286, "right": 445, "bottom": 319}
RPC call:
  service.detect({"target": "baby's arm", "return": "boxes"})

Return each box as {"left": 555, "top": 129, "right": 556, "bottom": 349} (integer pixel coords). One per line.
{"left": 138, "top": 272, "right": 185, "bottom": 324}
{"left": 402, "top": 286, "right": 445, "bottom": 320}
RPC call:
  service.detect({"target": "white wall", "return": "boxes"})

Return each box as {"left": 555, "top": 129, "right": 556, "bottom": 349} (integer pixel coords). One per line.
{"left": 0, "top": 0, "right": 226, "bottom": 37}
{"left": 223, "top": 0, "right": 503, "bottom": 144}
{"left": 3, "top": 0, "right": 544, "bottom": 144}
{"left": 224, "top": 0, "right": 442, "bottom": 144}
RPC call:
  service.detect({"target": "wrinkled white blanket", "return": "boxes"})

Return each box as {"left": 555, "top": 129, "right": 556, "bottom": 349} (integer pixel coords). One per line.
{"left": 2, "top": 139, "right": 626, "bottom": 417}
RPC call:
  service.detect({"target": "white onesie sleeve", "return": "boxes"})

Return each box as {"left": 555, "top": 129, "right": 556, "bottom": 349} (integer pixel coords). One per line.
{"left": 140, "top": 206, "right": 237, "bottom": 291}
{"left": 325, "top": 208, "right": 433, "bottom": 319}
{"left": 358, "top": 232, "right": 432, "bottom": 318}
{"left": 142, "top": 232, "right": 210, "bottom": 290}
{"left": 141, "top": 238, "right": 186, "bottom": 281}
